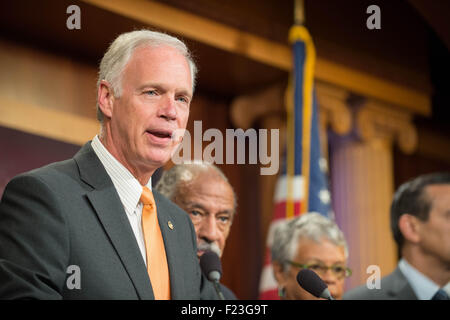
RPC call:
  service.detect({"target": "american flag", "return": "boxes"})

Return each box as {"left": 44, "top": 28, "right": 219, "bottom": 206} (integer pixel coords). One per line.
{"left": 258, "top": 24, "right": 333, "bottom": 300}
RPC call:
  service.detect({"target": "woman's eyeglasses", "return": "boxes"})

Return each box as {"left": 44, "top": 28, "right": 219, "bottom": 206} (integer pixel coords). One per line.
{"left": 286, "top": 260, "right": 352, "bottom": 279}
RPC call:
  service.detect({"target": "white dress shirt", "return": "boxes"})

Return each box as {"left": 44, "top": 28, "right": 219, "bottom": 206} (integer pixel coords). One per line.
{"left": 91, "top": 135, "right": 151, "bottom": 266}
{"left": 398, "top": 258, "right": 440, "bottom": 300}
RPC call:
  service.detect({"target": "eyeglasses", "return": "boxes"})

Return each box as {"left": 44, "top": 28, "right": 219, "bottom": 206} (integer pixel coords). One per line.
{"left": 286, "top": 260, "right": 352, "bottom": 279}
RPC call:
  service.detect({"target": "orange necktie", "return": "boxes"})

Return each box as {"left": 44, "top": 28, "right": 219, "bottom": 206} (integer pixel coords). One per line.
{"left": 140, "top": 186, "right": 171, "bottom": 300}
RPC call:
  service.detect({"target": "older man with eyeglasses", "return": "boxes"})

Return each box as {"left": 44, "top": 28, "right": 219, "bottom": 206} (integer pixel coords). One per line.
{"left": 155, "top": 162, "right": 237, "bottom": 299}
{"left": 271, "top": 212, "right": 351, "bottom": 300}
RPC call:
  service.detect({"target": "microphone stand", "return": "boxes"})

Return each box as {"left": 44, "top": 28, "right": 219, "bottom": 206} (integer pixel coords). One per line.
{"left": 213, "top": 280, "right": 225, "bottom": 300}
{"left": 322, "top": 288, "right": 335, "bottom": 300}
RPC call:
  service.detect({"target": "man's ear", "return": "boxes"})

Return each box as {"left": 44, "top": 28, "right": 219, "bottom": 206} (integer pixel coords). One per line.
{"left": 97, "top": 80, "right": 115, "bottom": 119}
{"left": 398, "top": 214, "right": 421, "bottom": 244}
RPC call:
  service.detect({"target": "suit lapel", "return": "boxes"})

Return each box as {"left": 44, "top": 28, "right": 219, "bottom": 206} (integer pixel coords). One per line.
{"left": 154, "top": 192, "right": 186, "bottom": 299}
{"left": 388, "top": 267, "right": 418, "bottom": 300}
{"left": 74, "top": 143, "right": 154, "bottom": 300}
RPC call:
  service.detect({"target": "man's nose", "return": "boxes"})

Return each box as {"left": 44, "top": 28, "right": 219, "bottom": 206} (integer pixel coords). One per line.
{"left": 157, "top": 95, "right": 177, "bottom": 121}
{"left": 198, "top": 216, "right": 220, "bottom": 242}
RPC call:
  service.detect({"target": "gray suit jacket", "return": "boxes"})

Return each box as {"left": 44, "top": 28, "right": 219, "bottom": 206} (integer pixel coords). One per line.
{"left": 0, "top": 142, "right": 216, "bottom": 299}
{"left": 219, "top": 283, "right": 237, "bottom": 300}
{"left": 343, "top": 267, "right": 418, "bottom": 300}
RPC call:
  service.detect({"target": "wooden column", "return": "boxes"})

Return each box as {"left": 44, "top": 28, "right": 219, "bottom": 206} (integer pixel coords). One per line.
{"left": 330, "top": 100, "right": 418, "bottom": 290}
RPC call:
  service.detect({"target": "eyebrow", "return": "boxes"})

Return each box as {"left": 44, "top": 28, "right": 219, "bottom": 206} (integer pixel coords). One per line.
{"left": 138, "top": 83, "right": 192, "bottom": 98}
{"left": 186, "top": 203, "right": 233, "bottom": 215}
{"left": 306, "top": 258, "right": 346, "bottom": 264}
{"left": 186, "top": 203, "right": 207, "bottom": 211}
{"left": 218, "top": 210, "right": 233, "bottom": 216}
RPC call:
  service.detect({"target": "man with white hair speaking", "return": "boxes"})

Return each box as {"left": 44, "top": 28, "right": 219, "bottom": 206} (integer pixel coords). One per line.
{"left": 0, "top": 30, "right": 216, "bottom": 300}
{"left": 155, "top": 162, "right": 238, "bottom": 299}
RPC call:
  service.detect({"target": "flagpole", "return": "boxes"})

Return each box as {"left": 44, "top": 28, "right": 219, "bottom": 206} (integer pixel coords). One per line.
{"left": 285, "top": 0, "right": 305, "bottom": 219}
{"left": 294, "top": 0, "right": 305, "bottom": 25}
{"left": 259, "top": 1, "right": 330, "bottom": 299}
{"left": 287, "top": 0, "right": 316, "bottom": 215}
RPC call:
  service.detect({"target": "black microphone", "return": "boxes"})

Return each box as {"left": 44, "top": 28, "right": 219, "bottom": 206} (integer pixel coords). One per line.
{"left": 296, "top": 269, "right": 335, "bottom": 300}
{"left": 200, "top": 250, "right": 225, "bottom": 300}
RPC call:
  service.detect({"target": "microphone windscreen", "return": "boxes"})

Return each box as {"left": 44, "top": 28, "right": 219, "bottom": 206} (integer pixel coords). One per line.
{"left": 200, "top": 250, "right": 222, "bottom": 281}
{"left": 296, "top": 269, "right": 328, "bottom": 298}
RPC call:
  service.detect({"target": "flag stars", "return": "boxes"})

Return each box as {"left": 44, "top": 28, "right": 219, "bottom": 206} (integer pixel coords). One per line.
{"left": 319, "top": 157, "right": 328, "bottom": 173}
{"left": 319, "top": 189, "right": 331, "bottom": 204}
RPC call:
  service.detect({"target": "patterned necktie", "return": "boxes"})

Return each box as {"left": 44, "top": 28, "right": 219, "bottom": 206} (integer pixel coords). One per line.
{"left": 140, "top": 186, "right": 171, "bottom": 300}
{"left": 432, "top": 289, "right": 449, "bottom": 300}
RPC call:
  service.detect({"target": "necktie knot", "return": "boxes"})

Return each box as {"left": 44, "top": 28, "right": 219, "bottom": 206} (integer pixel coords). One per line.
{"left": 140, "top": 186, "right": 155, "bottom": 207}
{"left": 432, "top": 289, "right": 450, "bottom": 300}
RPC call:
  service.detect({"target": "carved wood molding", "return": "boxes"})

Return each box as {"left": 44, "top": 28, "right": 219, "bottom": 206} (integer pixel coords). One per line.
{"left": 230, "top": 81, "right": 352, "bottom": 137}
{"left": 230, "top": 84, "right": 284, "bottom": 129}
{"left": 316, "top": 82, "right": 352, "bottom": 135}
{"left": 356, "top": 100, "right": 418, "bottom": 154}
{"left": 0, "top": 96, "right": 100, "bottom": 146}
{"left": 230, "top": 82, "right": 418, "bottom": 155}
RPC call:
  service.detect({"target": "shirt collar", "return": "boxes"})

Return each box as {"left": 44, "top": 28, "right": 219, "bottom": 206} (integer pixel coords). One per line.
{"left": 91, "top": 135, "right": 152, "bottom": 215}
{"left": 398, "top": 258, "right": 440, "bottom": 300}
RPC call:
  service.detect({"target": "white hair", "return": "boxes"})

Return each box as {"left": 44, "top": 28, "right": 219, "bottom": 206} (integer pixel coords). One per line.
{"left": 271, "top": 212, "right": 348, "bottom": 271}
{"left": 155, "top": 161, "right": 237, "bottom": 212}
{"left": 96, "top": 29, "right": 197, "bottom": 122}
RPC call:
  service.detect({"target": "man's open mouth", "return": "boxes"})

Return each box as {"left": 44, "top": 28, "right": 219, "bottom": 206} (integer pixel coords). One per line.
{"left": 146, "top": 129, "right": 172, "bottom": 139}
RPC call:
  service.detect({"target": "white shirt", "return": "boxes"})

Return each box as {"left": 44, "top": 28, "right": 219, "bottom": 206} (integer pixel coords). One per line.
{"left": 398, "top": 258, "right": 440, "bottom": 300}
{"left": 91, "top": 135, "right": 151, "bottom": 266}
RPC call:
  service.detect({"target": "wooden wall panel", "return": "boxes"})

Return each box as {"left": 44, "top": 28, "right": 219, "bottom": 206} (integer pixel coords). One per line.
{"left": 0, "top": 38, "right": 97, "bottom": 119}
{"left": 0, "top": 126, "right": 80, "bottom": 197}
